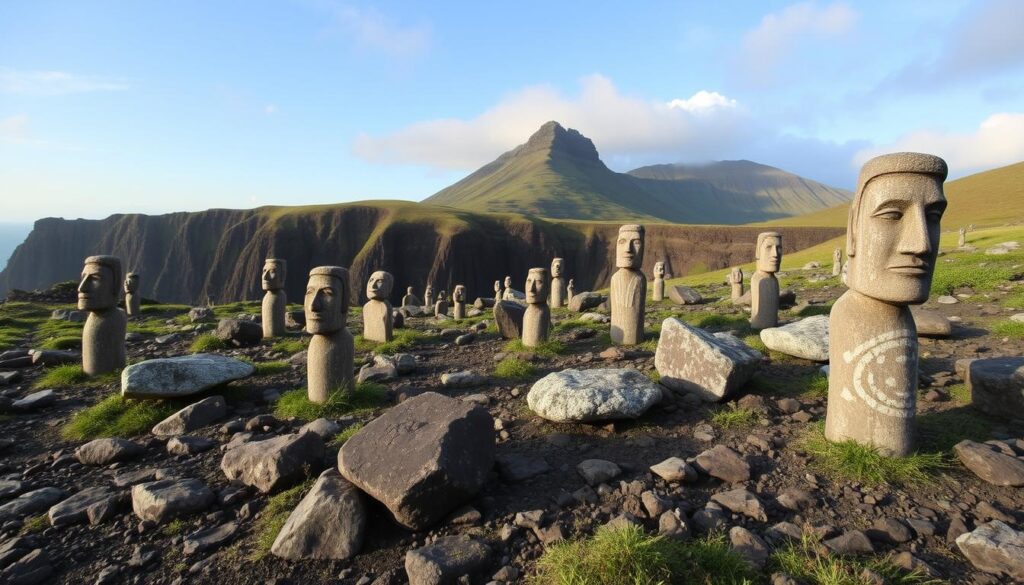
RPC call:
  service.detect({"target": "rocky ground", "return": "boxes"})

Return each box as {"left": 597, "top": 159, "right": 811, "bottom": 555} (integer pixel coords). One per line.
{"left": 2, "top": 243, "right": 1024, "bottom": 585}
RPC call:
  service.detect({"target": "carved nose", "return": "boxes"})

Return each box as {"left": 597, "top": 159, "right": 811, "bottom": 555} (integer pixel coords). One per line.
{"left": 311, "top": 294, "right": 324, "bottom": 311}
{"left": 78, "top": 277, "right": 88, "bottom": 293}
{"left": 900, "top": 209, "right": 931, "bottom": 255}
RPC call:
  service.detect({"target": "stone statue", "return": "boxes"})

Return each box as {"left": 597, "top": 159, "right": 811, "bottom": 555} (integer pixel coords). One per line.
{"left": 78, "top": 255, "right": 127, "bottom": 376}
{"left": 958, "top": 227, "right": 966, "bottom": 248}
{"left": 434, "top": 290, "right": 448, "bottom": 317}
{"left": 610, "top": 224, "right": 646, "bottom": 345}
{"left": 832, "top": 248, "right": 842, "bottom": 277}
{"left": 749, "top": 232, "right": 782, "bottom": 329}
{"left": 728, "top": 267, "right": 744, "bottom": 300}
{"left": 567, "top": 279, "right": 575, "bottom": 301}
{"left": 452, "top": 285, "right": 467, "bottom": 320}
{"left": 522, "top": 268, "right": 550, "bottom": 347}
{"left": 825, "top": 152, "right": 947, "bottom": 457}
{"left": 423, "top": 285, "right": 434, "bottom": 309}
{"left": 363, "top": 270, "right": 394, "bottom": 343}
{"left": 123, "top": 272, "right": 140, "bottom": 317}
{"left": 305, "top": 266, "right": 354, "bottom": 404}
{"left": 261, "top": 258, "right": 287, "bottom": 338}
{"left": 652, "top": 261, "right": 666, "bottom": 301}
{"left": 550, "top": 258, "right": 567, "bottom": 308}
{"left": 494, "top": 279, "right": 502, "bottom": 301}
{"left": 401, "top": 286, "right": 420, "bottom": 308}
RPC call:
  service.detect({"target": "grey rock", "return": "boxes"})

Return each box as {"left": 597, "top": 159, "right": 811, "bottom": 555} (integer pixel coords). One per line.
{"left": 0, "top": 480, "right": 25, "bottom": 499}
{"left": 964, "top": 357, "right": 1024, "bottom": 420}
{"left": 956, "top": 520, "right": 1024, "bottom": 580}
{"left": 166, "top": 436, "right": 217, "bottom": 456}
{"left": 711, "top": 488, "right": 767, "bottom": 521}
{"left": 694, "top": 445, "right": 751, "bottom": 483}
{"left": 0, "top": 548, "right": 51, "bottom": 585}
{"left": 271, "top": 468, "right": 366, "bottom": 560}
{"left": 440, "top": 370, "right": 485, "bottom": 388}
{"left": 151, "top": 396, "right": 227, "bottom": 437}
{"left": 357, "top": 361, "right": 398, "bottom": 384}
{"left": 649, "top": 457, "right": 697, "bottom": 482}
{"left": 655, "top": 318, "right": 762, "bottom": 402}
{"left": 911, "top": 308, "right": 952, "bottom": 337}
{"left": 47, "top": 486, "right": 120, "bottom": 527}
{"left": 866, "top": 518, "right": 913, "bottom": 544}
{"left": 221, "top": 431, "right": 325, "bottom": 493}
{"left": 954, "top": 440, "right": 1024, "bottom": 486}
{"left": 730, "top": 526, "right": 770, "bottom": 568}
{"left": 0, "top": 371, "right": 22, "bottom": 386}
{"left": 824, "top": 530, "right": 874, "bottom": 555}
{"left": 299, "top": 418, "right": 341, "bottom": 439}
{"left": 214, "top": 318, "right": 262, "bottom": 347}
{"left": 668, "top": 285, "right": 702, "bottom": 305}
{"left": 188, "top": 307, "right": 212, "bottom": 322}
{"left": 576, "top": 459, "right": 621, "bottom": 486}
{"left": 51, "top": 309, "right": 86, "bottom": 322}
{"left": 183, "top": 521, "right": 238, "bottom": 555}
{"left": 759, "top": 315, "right": 829, "bottom": 362}
{"left": 405, "top": 535, "right": 491, "bottom": 585}
{"left": 527, "top": 368, "right": 661, "bottom": 422}
{"left": 492, "top": 301, "right": 525, "bottom": 339}
{"left": 121, "top": 354, "right": 254, "bottom": 398}
{"left": 11, "top": 390, "right": 56, "bottom": 411}
{"left": 495, "top": 453, "right": 550, "bottom": 482}
{"left": 0, "top": 487, "right": 66, "bottom": 523}
{"left": 75, "top": 438, "right": 144, "bottom": 465}
{"left": 568, "top": 292, "right": 604, "bottom": 312}
{"left": 131, "top": 478, "right": 213, "bottom": 524}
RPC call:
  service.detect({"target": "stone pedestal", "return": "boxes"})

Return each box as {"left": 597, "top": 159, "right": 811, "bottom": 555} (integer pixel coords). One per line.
{"left": 749, "top": 271, "right": 779, "bottom": 329}
{"left": 83, "top": 309, "right": 127, "bottom": 376}
{"left": 611, "top": 269, "right": 645, "bottom": 345}
{"left": 522, "top": 304, "right": 550, "bottom": 347}
{"left": 262, "top": 291, "right": 287, "bottom": 338}
{"left": 652, "top": 278, "right": 664, "bottom": 302}
{"left": 958, "top": 228, "right": 966, "bottom": 248}
{"left": 550, "top": 277, "right": 566, "bottom": 308}
{"left": 362, "top": 299, "right": 393, "bottom": 342}
{"left": 308, "top": 331, "right": 355, "bottom": 404}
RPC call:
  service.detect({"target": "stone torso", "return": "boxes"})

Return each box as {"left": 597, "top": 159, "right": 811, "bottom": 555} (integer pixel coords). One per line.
{"left": 453, "top": 300, "right": 466, "bottom": 319}
{"left": 610, "top": 268, "right": 646, "bottom": 345}
{"left": 307, "top": 330, "right": 355, "bottom": 403}
{"left": 550, "top": 277, "right": 566, "bottom": 308}
{"left": 652, "top": 276, "right": 665, "bottom": 302}
{"left": 362, "top": 299, "right": 393, "bottom": 342}
{"left": 262, "top": 290, "right": 287, "bottom": 338}
{"left": 82, "top": 308, "right": 127, "bottom": 376}
{"left": 125, "top": 293, "right": 140, "bottom": 317}
{"left": 749, "top": 271, "right": 779, "bottom": 329}
{"left": 522, "top": 304, "right": 551, "bottom": 347}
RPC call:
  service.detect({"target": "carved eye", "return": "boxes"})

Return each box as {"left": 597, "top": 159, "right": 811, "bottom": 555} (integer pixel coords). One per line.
{"left": 875, "top": 210, "right": 903, "bottom": 221}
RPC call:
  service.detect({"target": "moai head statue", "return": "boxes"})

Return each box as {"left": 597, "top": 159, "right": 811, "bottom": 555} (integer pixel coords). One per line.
{"left": 78, "top": 255, "right": 122, "bottom": 311}
{"left": 305, "top": 266, "right": 350, "bottom": 335}
{"left": 846, "top": 153, "right": 947, "bottom": 305}
{"left": 755, "top": 232, "right": 783, "bottom": 274}
{"left": 124, "top": 272, "right": 139, "bottom": 294}
{"left": 834, "top": 248, "right": 842, "bottom": 262}
{"left": 654, "top": 261, "right": 665, "bottom": 278}
{"left": 551, "top": 258, "right": 565, "bottom": 277}
{"left": 568, "top": 278, "right": 575, "bottom": 288}
{"left": 406, "top": 286, "right": 414, "bottom": 295}
{"left": 616, "top": 224, "right": 645, "bottom": 269}
{"left": 525, "top": 268, "right": 549, "bottom": 304}
{"left": 425, "top": 284, "right": 433, "bottom": 296}
{"left": 454, "top": 285, "right": 466, "bottom": 303}
{"left": 494, "top": 280, "right": 501, "bottom": 294}
{"left": 365, "top": 270, "right": 393, "bottom": 301}
{"left": 730, "top": 267, "right": 743, "bottom": 283}
{"left": 504, "top": 275, "right": 512, "bottom": 288}
{"left": 262, "top": 258, "right": 286, "bottom": 291}
{"left": 437, "top": 290, "right": 447, "bottom": 302}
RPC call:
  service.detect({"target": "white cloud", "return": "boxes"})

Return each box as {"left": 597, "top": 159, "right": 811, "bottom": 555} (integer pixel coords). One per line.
{"left": 666, "top": 91, "right": 737, "bottom": 114}
{"left": 0, "top": 68, "right": 128, "bottom": 96}
{"left": 853, "top": 113, "right": 1024, "bottom": 175}
{"left": 0, "top": 114, "right": 29, "bottom": 143}
{"left": 331, "top": 4, "right": 431, "bottom": 59}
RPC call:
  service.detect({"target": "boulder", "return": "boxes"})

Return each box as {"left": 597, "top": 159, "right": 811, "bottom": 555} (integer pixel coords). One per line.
{"left": 649, "top": 457, "right": 697, "bottom": 483}
{"left": 668, "top": 285, "right": 702, "bottom": 305}
{"left": 338, "top": 392, "right": 494, "bottom": 530}
{"left": 75, "top": 438, "right": 144, "bottom": 465}
{"left": 964, "top": 357, "right": 1024, "bottom": 419}
{"left": 131, "top": 478, "right": 214, "bottom": 524}
{"left": 285, "top": 310, "right": 305, "bottom": 329}
{"left": 151, "top": 396, "right": 226, "bottom": 437}
{"left": 955, "top": 520, "right": 1024, "bottom": 580}
{"left": 214, "top": 318, "right": 262, "bottom": 347}
{"left": 729, "top": 526, "right": 770, "bottom": 569}
{"left": 0, "top": 548, "right": 51, "bottom": 585}
{"left": 188, "top": 307, "right": 212, "bottom": 322}
{"left": 121, "top": 354, "right": 254, "bottom": 398}
{"left": 759, "top": 315, "right": 829, "bottom": 361}
{"left": 954, "top": 440, "right": 1024, "bottom": 486}
{"left": 47, "top": 486, "right": 121, "bottom": 527}
{"left": 655, "top": 318, "right": 762, "bottom": 402}
{"left": 271, "top": 469, "right": 367, "bottom": 560}
{"left": 405, "top": 536, "right": 492, "bottom": 585}
{"left": 492, "top": 301, "right": 525, "bottom": 339}
{"left": 440, "top": 370, "right": 485, "bottom": 388}
{"left": 221, "top": 431, "right": 325, "bottom": 493}
{"left": 569, "top": 292, "right": 604, "bottom": 312}
{"left": 911, "top": 308, "right": 952, "bottom": 338}
{"left": 527, "top": 368, "right": 661, "bottom": 422}
{"left": 166, "top": 436, "right": 217, "bottom": 456}
{"left": 11, "top": 390, "right": 56, "bottom": 411}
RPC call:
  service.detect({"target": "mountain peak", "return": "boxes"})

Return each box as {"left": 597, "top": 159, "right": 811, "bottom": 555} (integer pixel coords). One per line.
{"left": 521, "top": 121, "right": 600, "bottom": 162}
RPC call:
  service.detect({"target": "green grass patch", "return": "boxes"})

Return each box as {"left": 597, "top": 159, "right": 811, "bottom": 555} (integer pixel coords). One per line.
{"left": 62, "top": 394, "right": 178, "bottom": 440}
{"left": 39, "top": 335, "right": 81, "bottom": 350}
{"left": 140, "top": 304, "right": 191, "bottom": 315}
{"left": 248, "top": 480, "right": 313, "bottom": 561}
{"left": 771, "top": 534, "right": 943, "bottom": 585}
{"left": 990, "top": 320, "right": 1024, "bottom": 338}
{"left": 159, "top": 519, "right": 186, "bottom": 537}
{"left": 999, "top": 288, "right": 1024, "bottom": 309}
{"left": 801, "top": 426, "right": 949, "bottom": 487}
{"left": 20, "top": 514, "right": 49, "bottom": 534}
{"left": 742, "top": 334, "right": 768, "bottom": 356}
{"left": 356, "top": 329, "right": 430, "bottom": 355}
{"left": 504, "top": 338, "right": 567, "bottom": 358}
{"left": 946, "top": 383, "right": 970, "bottom": 403}
{"left": 211, "top": 301, "right": 263, "bottom": 320}
{"left": 271, "top": 337, "right": 308, "bottom": 355}
{"left": 554, "top": 319, "right": 600, "bottom": 334}
{"left": 793, "top": 304, "right": 833, "bottom": 318}
{"left": 251, "top": 360, "right": 290, "bottom": 376}
{"left": 274, "top": 382, "right": 387, "bottom": 421}
{"left": 931, "top": 251, "right": 1021, "bottom": 295}
{"left": 645, "top": 370, "right": 661, "bottom": 383}
{"left": 189, "top": 333, "right": 226, "bottom": 353}
{"left": 532, "top": 525, "right": 755, "bottom": 585}
{"left": 681, "top": 313, "right": 750, "bottom": 332}
{"left": 494, "top": 357, "right": 536, "bottom": 380}
{"left": 329, "top": 423, "right": 364, "bottom": 448}
{"left": 710, "top": 404, "right": 759, "bottom": 429}
{"left": 34, "top": 364, "right": 118, "bottom": 389}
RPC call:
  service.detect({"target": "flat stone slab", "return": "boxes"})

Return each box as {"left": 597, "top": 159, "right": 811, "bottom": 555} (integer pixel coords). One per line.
{"left": 48, "top": 486, "right": 121, "bottom": 527}
{"left": 668, "top": 285, "right": 702, "bottom": 305}
{"left": 956, "top": 520, "right": 1024, "bottom": 580}
{"left": 964, "top": 357, "right": 1024, "bottom": 420}
{"left": 655, "top": 318, "right": 762, "bottom": 402}
{"left": 527, "top": 368, "right": 661, "bottom": 422}
{"left": 911, "top": 308, "right": 952, "bottom": 338}
{"left": 405, "top": 535, "right": 492, "bottom": 585}
{"left": 131, "top": 478, "right": 213, "bottom": 524}
{"left": 221, "top": 432, "right": 324, "bottom": 493}
{"left": 0, "top": 487, "right": 66, "bottom": 523}
{"left": 151, "top": 396, "right": 226, "bottom": 437}
{"left": 954, "top": 440, "right": 1024, "bottom": 486}
{"left": 76, "top": 438, "right": 144, "bottom": 466}
{"left": 121, "top": 354, "right": 254, "bottom": 399}
{"left": 759, "top": 315, "right": 829, "bottom": 362}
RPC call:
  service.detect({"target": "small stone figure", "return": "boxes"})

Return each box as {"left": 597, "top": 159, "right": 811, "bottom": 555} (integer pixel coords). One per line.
{"left": 652, "top": 261, "right": 666, "bottom": 301}
{"left": 749, "top": 232, "right": 782, "bottom": 329}
{"left": 567, "top": 279, "right": 575, "bottom": 301}
{"left": 610, "top": 224, "right": 646, "bottom": 345}
{"left": 550, "top": 258, "right": 567, "bottom": 308}
{"left": 832, "top": 248, "right": 843, "bottom": 277}
{"left": 401, "top": 286, "right": 420, "bottom": 308}
{"left": 494, "top": 280, "right": 503, "bottom": 302}
{"left": 958, "top": 226, "right": 966, "bottom": 248}
{"left": 261, "top": 258, "right": 287, "bottom": 338}
{"left": 423, "top": 285, "right": 434, "bottom": 309}
{"left": 78, "top": 255, "right": 127, "bottom": 376}
{"left": 453, "top": 285, "right": 467, "bottom": 320}
{"left": 522, "top": 268, "right": 550, "bottom": 347}
{"left": 363, "top": 270, "right": 394, "bottom": 343}
{"left": 728, "top": 267, "right": 744, "bottom": 301}
{"left": 825, "top": 153, "right": 947, "bottom": 457}
{"left": 123, "top": 272, "right": 140, "bottom": 317}
{"left": 305, "top": 266, "right": 354, "bottom": 404}
{"left": 434, "top": 290, "right": 448, "bottom": 317}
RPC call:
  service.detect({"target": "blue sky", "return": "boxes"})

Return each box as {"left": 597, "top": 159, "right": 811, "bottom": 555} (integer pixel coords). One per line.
{"left": 1, "top": 0, "right": 1022, "bottom": 222}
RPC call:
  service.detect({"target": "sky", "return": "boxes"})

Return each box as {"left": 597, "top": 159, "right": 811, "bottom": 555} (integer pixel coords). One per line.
{"left": 1, "top": 0, "right": 1023, "bottom": 223}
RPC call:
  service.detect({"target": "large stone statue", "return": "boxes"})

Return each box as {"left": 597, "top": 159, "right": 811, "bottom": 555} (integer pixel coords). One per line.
{"left": 123, "top": 272, "right": 140, "bottom": 317}
{"left": 78, "top": 255, "right": 127, "bottom": 376}
{"left": 825, "top": 153, "right": 947, "bottom": 457}
{"left": 652, "top": 261, "right": 666, "bottom": 301}
{"left": 452, "top": 285, "right": 467, "bottom": 320}
{"left": 832, "top": 248, "right": 843, "bottom": 277}
{"left": 728, "top": 267, "right": 744, "bottom": 301}
{"left": 434, "top": 290, "right": 448, "bottom": 317}
{"left": 363, "top": 270, "right": 394, "bottom": 343}
{"left": 749, "top": 232, "right": 782, "bottom": 329}
{"left": 522, "top": 268, "right": 550, "bottom": 347}
{"left": 261, "top": 258, "right": 287, "bottom": 338}
{"left": 305, "top": 266, "right": 354, "bottom": 404}
{"left": 423, "top": 285, "right": 434, "bottom": 309}
{"left": 401, "top": 286, "right": 420, "bottom": 308}
{"left": 958, "top": 227, "right": 966, "bottom": 248}
{"left": 567, "top": 279, "right": 575, "bottom": 301}
{"left": 610, "top": 224, "right": 646, "bottom": 345}
{"left": 550, "top": 258, "right": 567, "bottom": 308}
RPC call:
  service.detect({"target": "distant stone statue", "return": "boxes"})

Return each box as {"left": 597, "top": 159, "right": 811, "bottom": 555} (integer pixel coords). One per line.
{"left": 522, "top": 268, "right": 550, "bottom": 347}
{"left": 652, "top": 261, "right": 666, "bottom": 301}
{"left": 363, "top": 270, "right": 394, "bottom": 343}
{"left": 611, "top": 224, "right": 646, "bottom": 345}
{"left": 832, "top": 248, "right": 842, "bottom": 277}
{"left": 453, "top": 285, "right": 467, "bottom": 320}
{"left": 728, "top": 267, "right": 744, "bottom": 300}
{"left": 423, "top": 285, "right": 434, "bottom": 309}
{"left": 123, "top": 272, "right": 140, "bottom": 317}
{"left": 502, "top": 275, "right": 524, "bottom": 300}
{"left": 841, "top": 260, "right": 849, "bottom": 285}
{"left": 825, "top": 152, "right": 947, "bottom": 457}
{"left": 750, "top": 232, "right": 782, "bottom": 329}
{"left": 958, "top": 227, "right": 966, "bottom": 248}
{"left": 78, "top": 255, "right": 127, "bottom": 376}
{"left": 401, "top": 286, "right": 420, "bottom": 308}
{"left": 261, "top": 258, "right": 287, "bottom": 338}
{"left": 567, "top": 279, "right": 575, "bottom": 300}
{"left": 550, "top": 258, "right": 567, "bottom": 308}
{"left": 306, "top": 266, "right": 354, "bottom": 404}
{"left": 494, "top": 280, "right": 502, "bottom": 301}
{"left": 434, "top": 290, "right": 448, "bottom": 317}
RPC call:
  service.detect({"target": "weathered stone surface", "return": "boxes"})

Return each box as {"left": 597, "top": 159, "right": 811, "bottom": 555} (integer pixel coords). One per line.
{"left": 760, "top": 315, "right": 829, "bottom": 361}
{"left": 166, "top": 436, "right": 217, "bottom": 456}
{"left": 338, "top": 392, "right": 494, "bottom": 530}
{"left": 75, "top": 438, "right": 144, "bottom": 465}
{"left": 568, "top": 292, "right": 604, "bottom": 312}
{"left": 730, "top": 526, "right": 770, "bottom": 568}
{"left": 151, "top": 396, "right": 226, "bottom": 437}
{"left": 11, "top": 390, "right": 56, "bottom": 411}
{"left": 576, "top": 459, "right": 621, "bottom": 486}
{"left": 668, "top": 285, "right": 702, "bottom": 305}
{"left": 214, "top": 318, "right": 262, "bottom": 347}
{"left": 492, "top": 301, "right": 525, "bottom": 339}
{"left": 121, "top": 354, "right": 254, "bottom": 398}
{"left": 271, "top": 469, "right": 366, "bottom": 560}
{"left": 649, "top": 457, "right": 697, "bottom": 482}
{"left": 405, "top": 535, "right": 491, "bottom": 585}
{"left": 0, "top": 548, "right": 51, "bottom": 585}
{"left": 711, "top": 488, "right": 767, "bottom": 521}
{"left": 911, "top": 308, "right": 951, "bottom": 337}
{"left": 299, "top": 418, "right": 341, "bottom": 439}
{"left": 964, "top": 357, "right": 1024, "bottom": 419}
{"left": 655, "top": 318, "right": 762, "bottom": 402}
{"left": 51, "top": 308, "right": 87, "bottom": 322}
{"left": 440, "top": 370, "right": 485, "bottom": 388}
{"left": 0, "top": 480, "right": 24, "bottom": 499}
{"left": 954, "top": 440, "right": 1024, "bottom": 486}
{"left": 183, "top": 521, "right": 238, "bottom": 555}
{"left": 694, "top": 445, "right": 751, "bottom": 483}
{"left": 48, "top": 486, "right": 120, "bottom": 527}
{"left": 824, "top": 530, "right": 874, "bottom": 555}
{"left": 131, "top": 478, "right": 213, "bottom": 524}
{"left": 527, "top": 368, "right": 661, "bottom": 422}
{"left": 221, "top": 431, "right": 325, "bottom": 493}
{"left": 956, "top": 520, "right": 1024, "bottom": 580}
{"left": 358, "top": 361, "right": 398, "bottom": 384}
{"left": 188, "top": 307, "right": 212, "bottom": 322}
{"left": 29, "top": 349, "right": 79, "bottom": 366}
{"left": 0, "top": 488, "right": 66, "bottom": 522}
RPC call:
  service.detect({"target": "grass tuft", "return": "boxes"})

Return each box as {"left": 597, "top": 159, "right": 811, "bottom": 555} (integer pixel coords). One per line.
{"left": 274, "top": 382, "right": 387, "bottom": 421}
{"left": 39, "top": 335, "right": 81, "bottom": 350}
{"left": 62, "top": 394, "right": 178, "bottom": 440}
{"left": 801, "top": 425, "right": 949, "bottom": 486}
{"left": 742, "top": 334, "right": 769, "bottom": 356}
{"left": 356, "top": 329, "right": 430, "bottom": 355}
{"left": 504, "top": 338, "right": 567, "bottom": 358}
{"left": 494, "top": 357, "right": 536, "bottom": 380}
{"left": 771, "top": 533, "right": 943, "bottom": 585}
{"left": 20, "top": 514, "right": 49, "bottom": 535}
{"left": 990, "top": 320, "right": 1024, "bottom": 338}
{"left": 34, "top": 364, "right": 118, "bottom": 389}
{"left": 189, "top": 334, "right": 226, "bottom": 353}
{"left": 710, "top": 404, "right": 759, "bottom": 429}
{"left": 329, "top": 423, "right": 364, "bottom": 448}
{"left": 271, "top": 338, "right": 307, "bottom": 355}
{"left": 252, "top": 360, "right": 290, "bottom": 376}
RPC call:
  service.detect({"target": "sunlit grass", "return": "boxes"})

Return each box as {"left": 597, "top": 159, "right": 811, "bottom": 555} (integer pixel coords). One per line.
{"left": 62, "top": 394, "right": 178, "bottom": 440}
{"left": 801, "top": 425, "right": 949, "bottom": 486}
{"left": 190, "top": 333, "right": 226, "bottom": 353}
{"left": 771, "top": 534, "right": 943, "bottom": 585}
{"left": 710, "top": 404, "right": 759, "bottom": 429}
{"left": 274, "top": 382, "right": 387, "bottom": 421}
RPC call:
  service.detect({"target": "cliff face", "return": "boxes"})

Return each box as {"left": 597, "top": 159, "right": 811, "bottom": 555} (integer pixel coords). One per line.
{"left": 0, "top": 202, "right": 843, "bottom": 305}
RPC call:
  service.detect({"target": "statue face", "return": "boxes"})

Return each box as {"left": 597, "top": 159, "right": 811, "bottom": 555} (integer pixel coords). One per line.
{"left": 366, "top": 270, "right": 393, "bottom": 300}
{"left": 262, "top": 261, "right": 285, "bottom": 291}
{"left": 425, "top": 285, "right": 433, "bottom": 294}
{"left": 756, "top": 235, "right": 782, "bottom": 273}
{"left": 454, "top": 285, "right": 465, "bottom": 302}
{"left": 616, "top": 228, "right": 644, "bottom": 269}
{"left": 407, "top": 286, "right": 414, "bottom": 295}
{"left": 78, "top": 262, "right": 116, "bottom": 310}
{"left": 848, "top": 173, "right": 946, "bottom": 304}
{"left": 305, "top": 274, "right": 347, "bottom": 334}
{"left": 551, "top": 258, "right": 564, "bottom": 277}
{"left": 525, "top": 269, "right": 548, "bottom": 304}
{"left": 504, "top": 276, "right": 512, "bottom": 288}
{"left": 494, "top": 280, "right": 501, "bottom": 293}
{"left": 654, "top": 262, "right": 665, "bottom": 278}
{"left": 124, "top": 274, "right": 139, "bottom": 294}
{"left": 437, "top": 290, "right": 446, "bottom": 301}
